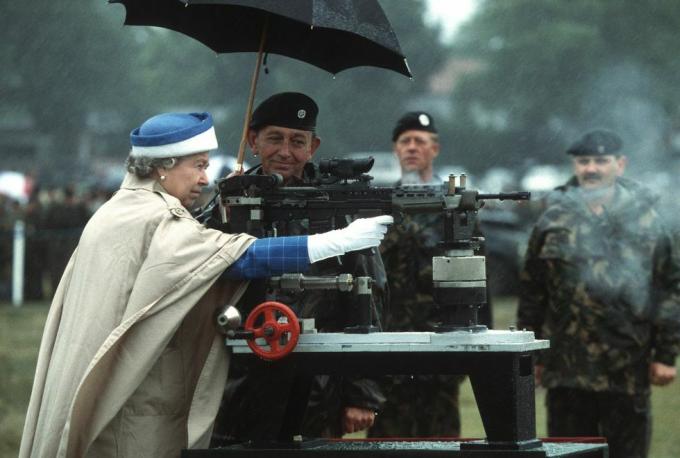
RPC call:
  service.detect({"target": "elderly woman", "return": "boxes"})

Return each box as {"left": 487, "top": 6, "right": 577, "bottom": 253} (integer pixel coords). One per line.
{"left": 20, "top": 112, "right": 392, "bottom": 458}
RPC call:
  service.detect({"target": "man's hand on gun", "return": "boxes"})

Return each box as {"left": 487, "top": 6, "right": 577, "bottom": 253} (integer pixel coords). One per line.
{"left": 342, "top": 406, "right": 377, "bottom": 434}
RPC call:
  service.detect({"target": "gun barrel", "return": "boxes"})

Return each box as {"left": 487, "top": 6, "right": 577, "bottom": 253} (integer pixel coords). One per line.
{"left": 477, "top": 191, "right": 531, "bottom": 201}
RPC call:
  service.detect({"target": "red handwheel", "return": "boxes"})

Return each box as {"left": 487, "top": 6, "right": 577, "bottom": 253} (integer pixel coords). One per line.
{"left": 244, "top": 301, "right": 300, "bottom": 361}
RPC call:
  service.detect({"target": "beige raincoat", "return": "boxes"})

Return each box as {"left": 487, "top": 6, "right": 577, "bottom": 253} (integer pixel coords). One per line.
{"left": 20, "top": 174, "right": 255, "bottom": 457}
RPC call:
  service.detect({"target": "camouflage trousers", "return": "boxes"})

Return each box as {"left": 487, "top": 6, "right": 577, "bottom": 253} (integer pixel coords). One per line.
{"left": 368, "top": 375, "right": 464, "bottom": 438}
{"left": 547, "top": 387, "right": 651, "bottom": 458}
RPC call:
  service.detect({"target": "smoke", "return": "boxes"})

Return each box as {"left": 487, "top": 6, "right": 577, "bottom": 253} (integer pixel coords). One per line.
{"left": 544, "top": 182, "right": 657, "bottom": 323}
{"left": 579, "top": 60, "right": 669, "bottom": 172}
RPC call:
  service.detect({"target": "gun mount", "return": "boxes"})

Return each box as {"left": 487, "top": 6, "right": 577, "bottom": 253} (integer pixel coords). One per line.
{"left": 189, "top": 158, "right": 606, "bottom": 458}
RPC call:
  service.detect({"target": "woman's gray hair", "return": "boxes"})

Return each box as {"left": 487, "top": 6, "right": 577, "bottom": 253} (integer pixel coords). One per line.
{"left": 125, "top": 154, "right": 178, "bottom": 178}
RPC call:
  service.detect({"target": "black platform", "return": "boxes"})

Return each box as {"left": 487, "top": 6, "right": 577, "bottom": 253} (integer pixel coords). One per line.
{"left": 223, "top": 336, "right": 543, "bottom": 447}
{"left": 183, "top": 439, "right": 608, "bottom": 457}
{"left": 186, "top": 331, "right": 607, "bottom": 457}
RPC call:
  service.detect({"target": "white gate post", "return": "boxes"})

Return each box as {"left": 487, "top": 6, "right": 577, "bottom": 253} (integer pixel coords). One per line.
{"left": 12, "top": 219, "right": 25, "bottom": 307}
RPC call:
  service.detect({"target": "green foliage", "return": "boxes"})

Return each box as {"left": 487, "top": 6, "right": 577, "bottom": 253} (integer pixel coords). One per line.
{"left": 452, "top": 0, "right": 680, "bottom": 172}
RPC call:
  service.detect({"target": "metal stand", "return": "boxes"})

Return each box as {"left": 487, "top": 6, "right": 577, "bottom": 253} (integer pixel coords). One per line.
{"left": 184, "top": 440, "right": 608, "bottom": 457}
{"left": 194, "top": 173, "right": 606, "bottom": 457}
{"left": 183, "top": 331, "right": 606, "bottom": 457}
{"left": 265, "top": 273, "right": 378, "bottom": 334}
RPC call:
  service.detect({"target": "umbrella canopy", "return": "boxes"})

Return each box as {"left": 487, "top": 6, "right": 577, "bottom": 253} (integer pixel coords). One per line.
{"left": 111, "top": 0, "right": 412, "bottom": 171}
{"left": 112, "top": 0, "right": 411, "bottom": 77}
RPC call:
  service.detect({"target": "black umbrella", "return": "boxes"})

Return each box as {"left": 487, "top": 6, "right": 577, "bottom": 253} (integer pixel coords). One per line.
{"left": 111, "top": 0, "right": 411, "bottom": 170}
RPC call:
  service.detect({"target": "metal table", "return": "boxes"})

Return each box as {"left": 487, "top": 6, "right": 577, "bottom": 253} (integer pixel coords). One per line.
{"left": 182, "top": 330, "right": 607, "bottom": 457}
{"left": 184, "top": 439, "right": 608, "bottom": 457}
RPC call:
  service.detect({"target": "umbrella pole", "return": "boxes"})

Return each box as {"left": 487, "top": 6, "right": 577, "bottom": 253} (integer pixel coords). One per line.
{"left": 235, "top": 17, "right": 269, "bottom": 174}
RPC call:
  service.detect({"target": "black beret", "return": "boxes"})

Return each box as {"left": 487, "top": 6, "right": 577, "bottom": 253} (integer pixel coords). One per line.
{"left": 249, "top": 92, "right": 318, "bottom": 132}
{"left": 392, "top": 111, "right": 437, "bottom": 142}
{"left": 566, "top": 129, "right": 623, "bottom": 156}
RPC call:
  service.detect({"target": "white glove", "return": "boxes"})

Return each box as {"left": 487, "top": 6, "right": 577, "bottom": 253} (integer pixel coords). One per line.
{"left": 307, "top": 215, "right": 394, "bottom": 263}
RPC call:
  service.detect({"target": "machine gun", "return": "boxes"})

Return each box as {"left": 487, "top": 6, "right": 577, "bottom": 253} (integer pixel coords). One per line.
{"left": 210, "top": 157, "right": 529, "bottom": 335}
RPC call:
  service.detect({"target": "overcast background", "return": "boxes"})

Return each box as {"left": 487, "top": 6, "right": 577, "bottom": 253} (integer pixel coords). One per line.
{"left": 3, "top": 0, "right": 680, "bottom": 193}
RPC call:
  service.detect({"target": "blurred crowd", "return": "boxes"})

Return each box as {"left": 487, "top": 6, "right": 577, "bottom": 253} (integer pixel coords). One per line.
{"left": 0, "top": 184, "right": 114, "bottom": 301}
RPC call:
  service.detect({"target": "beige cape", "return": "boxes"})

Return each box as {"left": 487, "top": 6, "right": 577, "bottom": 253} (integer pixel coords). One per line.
{"left": 20, "top": 174, "right": 254, "bottom": 457}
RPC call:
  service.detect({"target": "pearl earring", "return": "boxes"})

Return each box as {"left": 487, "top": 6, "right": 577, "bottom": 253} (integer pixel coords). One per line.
{"left": 160, "top": 175, "right": 166, "bottom": 181}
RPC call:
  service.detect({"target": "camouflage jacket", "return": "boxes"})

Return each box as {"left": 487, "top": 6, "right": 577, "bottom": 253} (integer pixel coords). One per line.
{"left": 380, "top": 212, "right": 441, "bottom": 331}
{"left": 380, "top": 208, "right": 493, "bottom": 332}
{"left": 518, "top": 177, "right": 680, "bottom": 395}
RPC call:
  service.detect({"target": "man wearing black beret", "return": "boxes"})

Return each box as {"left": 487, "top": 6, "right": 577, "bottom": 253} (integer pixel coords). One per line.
{"left": 518, "top": 129, "right": 680, "bottom": 458}
{"left": 245, "top": 92, "right": 321, "bottom": 184}
{"left": 391, "top": 111, "right": 441, "bottom": 185}
{"left": 213, "top": 92, "right": 386, "bottom": 442}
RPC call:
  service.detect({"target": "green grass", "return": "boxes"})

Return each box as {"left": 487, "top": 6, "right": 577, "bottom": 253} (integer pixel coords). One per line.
{"left": 457, "top": 296, "right": 545, "bottom": 439}
{"left": 0, "top": 303, "right": 49, "bottom": 457}
{"left": 2, "top": 299, "right": 680, "bottom": 457}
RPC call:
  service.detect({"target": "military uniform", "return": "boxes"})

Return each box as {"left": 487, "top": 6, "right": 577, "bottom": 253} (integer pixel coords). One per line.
{"left": 213, "top": 162, "right": 387, "bottom": 441}
{"left": 518, "top": 176, "right": 680, "bottom": 457}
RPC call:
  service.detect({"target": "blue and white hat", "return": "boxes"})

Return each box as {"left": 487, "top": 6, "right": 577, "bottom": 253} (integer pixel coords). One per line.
{"left": 130, "top": 112, "right": 218, "bottom": 158}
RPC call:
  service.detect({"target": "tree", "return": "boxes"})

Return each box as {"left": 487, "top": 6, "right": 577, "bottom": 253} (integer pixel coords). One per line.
{"left": 450, "top": 0, "right": 680, "bottom": 173}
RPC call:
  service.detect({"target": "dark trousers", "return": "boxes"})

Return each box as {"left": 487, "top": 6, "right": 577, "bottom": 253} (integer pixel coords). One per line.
{"left": 547, "top": 387, "right": 651, "bottom": 458}
{"left": 369, "top": 375, "right": 463, "bottom": 438}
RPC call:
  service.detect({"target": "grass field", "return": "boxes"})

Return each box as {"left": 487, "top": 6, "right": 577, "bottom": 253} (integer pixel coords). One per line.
{"left": 0, "top": 303, "right": 46, "bottom": 456}
{"left": 2, "top": 298, "right": 680, "bottom": 457}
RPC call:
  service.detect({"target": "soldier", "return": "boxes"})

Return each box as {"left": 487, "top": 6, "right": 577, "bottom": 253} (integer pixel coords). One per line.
{"left": 370, "top": 112, "right": 492, "bottom": 437}
{"left": 213, "top": 93, "right": 386, "bottom": 441}
{"left": 391, "top": 111, "right": 442, "bottom": 185}
{"left": 517, "top": 129, "right": 680, "bottom": 458}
